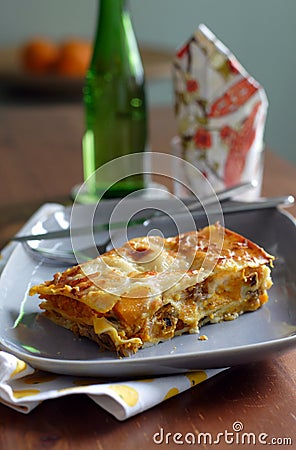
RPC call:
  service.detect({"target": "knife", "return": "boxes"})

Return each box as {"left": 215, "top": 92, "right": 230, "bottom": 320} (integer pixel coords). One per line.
{"left": 12, "top": 194, "right": 294, "bottom": 242}
{"left": 12, "top": 181, "right": 254, "bottom": 242}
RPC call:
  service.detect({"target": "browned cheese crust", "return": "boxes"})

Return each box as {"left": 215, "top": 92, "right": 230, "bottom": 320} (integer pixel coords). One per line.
{"left": 30, "top": 224, "right": 274, "bottom": 356}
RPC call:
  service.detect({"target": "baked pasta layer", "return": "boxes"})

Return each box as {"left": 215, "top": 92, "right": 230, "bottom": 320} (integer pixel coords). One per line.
{"left": 30, "top": 224, "right": 274, "bottom": 356}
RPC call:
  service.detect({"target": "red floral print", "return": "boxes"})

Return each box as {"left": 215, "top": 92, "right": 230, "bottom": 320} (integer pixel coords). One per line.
{"left": 209, "top": 78, "right": 259, "bottom": 117}
{"left": 186, "top": 79, "right": 199, "bottom": 93}
{"left": 228, "top": 58, "right": 240, "bottom": 74}
{"left": 224, "top": 148, "right": 246, "bottom": 186}
{"left": 176, "top": 43, "right": 190, "bottom": 59}
{"left": 220, "top": 126, "right": 236, "bottom": 145}
{"left": 222, "top": 102, "right": 261, "bottom": 186}
{"left": 194, "top": 128, "right": 212, "bottom": 149}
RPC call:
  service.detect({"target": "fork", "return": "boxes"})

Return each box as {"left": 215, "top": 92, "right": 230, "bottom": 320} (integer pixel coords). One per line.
{"left": 23, "top": 236, "right": 113, "bottom": 266}
{"left": 22, "top": 194, "right": 294, "bottom": 266}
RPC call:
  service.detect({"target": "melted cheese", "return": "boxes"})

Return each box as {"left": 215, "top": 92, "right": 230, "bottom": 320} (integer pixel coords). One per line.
{"left": 30, "top": 224, "right": 274, "bottom": 356}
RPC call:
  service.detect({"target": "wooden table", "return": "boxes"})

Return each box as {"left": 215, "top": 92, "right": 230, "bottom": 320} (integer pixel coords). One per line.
{"left": 0, "top": 104, "right": 295, "bottom": 449}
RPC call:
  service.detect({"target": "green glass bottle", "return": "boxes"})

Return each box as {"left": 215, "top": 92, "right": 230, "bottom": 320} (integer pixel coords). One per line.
{"left": 82, "top": 0, "right": 148, "bottom": 199}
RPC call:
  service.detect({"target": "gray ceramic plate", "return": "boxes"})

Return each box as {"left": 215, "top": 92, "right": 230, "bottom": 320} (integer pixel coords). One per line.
{"left": 0, "top": 201, "right": 295, "bottom": 377}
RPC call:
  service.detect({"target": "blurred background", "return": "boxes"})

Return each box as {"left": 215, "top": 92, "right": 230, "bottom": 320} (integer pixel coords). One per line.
{"left": 0, "top": 0, "right": 295, "bottom": 164}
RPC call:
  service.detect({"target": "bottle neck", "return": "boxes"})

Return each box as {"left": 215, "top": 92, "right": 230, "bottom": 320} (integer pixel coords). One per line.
{"left": 90, "top": 0, "right": 130, "bottom": 64}
{"left": 91, "top": 0, "right": 143, "bottom": 76}
{"left": 98, "top": 0, "right": 128, "bottom": 29}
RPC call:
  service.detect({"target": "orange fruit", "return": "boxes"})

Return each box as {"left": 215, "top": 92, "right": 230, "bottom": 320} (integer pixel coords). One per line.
{"left": 21, "top": 38, "right": 59, "bottom": 74}
{"left": 55, "top": 39, "right": 92, "bottom": 77}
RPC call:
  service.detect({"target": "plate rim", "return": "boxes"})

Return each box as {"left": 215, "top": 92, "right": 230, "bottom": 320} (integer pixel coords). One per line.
{"left": 1, "top": 202, "right": 296, "bottom": 376}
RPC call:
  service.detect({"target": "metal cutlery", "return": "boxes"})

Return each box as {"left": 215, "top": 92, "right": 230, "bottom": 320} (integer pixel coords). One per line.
{"left": 13, "top": 181, "right": 256, "bottom": 243}
{"left": 13, "top": 193, "right": 294, "bottom": 244}
{"left": 18, "top": 194, "right": 294, "bottom": 266}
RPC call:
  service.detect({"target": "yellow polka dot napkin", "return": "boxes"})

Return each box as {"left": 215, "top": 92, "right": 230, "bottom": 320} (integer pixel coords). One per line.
{"left": 0, "top": 351, "right": 227, "bottom": 420}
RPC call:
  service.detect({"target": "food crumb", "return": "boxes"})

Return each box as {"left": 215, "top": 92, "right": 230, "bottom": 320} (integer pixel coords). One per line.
{"left": 198, "top": 335, "right": 208, "bottom": 341}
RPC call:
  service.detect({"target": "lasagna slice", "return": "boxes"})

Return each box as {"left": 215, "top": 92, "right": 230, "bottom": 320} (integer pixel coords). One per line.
{"left": 30, "top": 224, "right": 274, "bottom": 356}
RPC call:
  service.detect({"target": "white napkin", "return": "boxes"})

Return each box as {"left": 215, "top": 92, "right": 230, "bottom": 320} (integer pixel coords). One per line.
{"left": 0, "top": 351, "right": 227, "bottom": 420}
{"left": 172, "top": 24, "right": 268, "bottom": 199}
